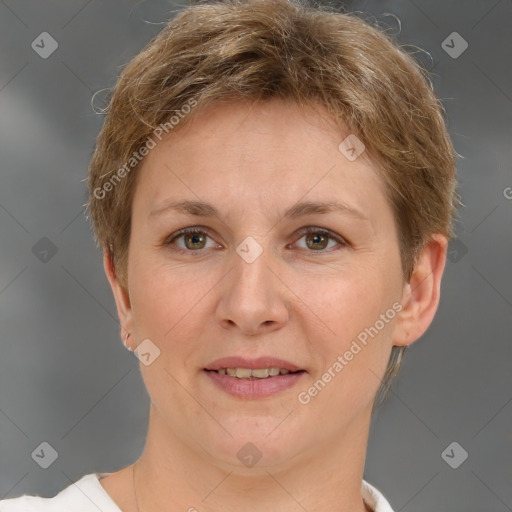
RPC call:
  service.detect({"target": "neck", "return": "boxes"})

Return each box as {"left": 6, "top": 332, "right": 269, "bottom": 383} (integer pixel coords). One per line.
{"left": 132, "top": 404, "right": 373, "bottom": 512}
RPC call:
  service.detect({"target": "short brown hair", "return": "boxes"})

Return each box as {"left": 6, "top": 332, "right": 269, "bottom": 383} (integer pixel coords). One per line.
{"left": 87, "top": 0, "right": 459, "bottom": 405}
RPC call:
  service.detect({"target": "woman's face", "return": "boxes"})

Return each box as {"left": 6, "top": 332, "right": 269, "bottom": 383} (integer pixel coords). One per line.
{"left": 120, "top": 99, "right": 408, "bottom": 469}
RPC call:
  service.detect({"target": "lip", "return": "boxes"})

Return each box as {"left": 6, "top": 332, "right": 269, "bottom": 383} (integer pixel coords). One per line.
{"left": 204, "top": 369, "right": 306, "bottom": 399}
{"left": 204, "top": 356, "right": 303, "bottom": 372}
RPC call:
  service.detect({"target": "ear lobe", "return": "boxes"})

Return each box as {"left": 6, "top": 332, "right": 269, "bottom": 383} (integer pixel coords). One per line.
{"left": 393, "top": 234, "right": 448, "bottom": 347}
{"left": 103, "top": 250, "right": 133, "bottom": 340}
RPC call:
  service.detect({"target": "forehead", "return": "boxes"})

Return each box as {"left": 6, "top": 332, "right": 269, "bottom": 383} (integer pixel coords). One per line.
{"left": 150, "top": 99, "right": 353, "bottom": 166}
{"left": 133, "top": 99, "right": 389, "bottom": 225}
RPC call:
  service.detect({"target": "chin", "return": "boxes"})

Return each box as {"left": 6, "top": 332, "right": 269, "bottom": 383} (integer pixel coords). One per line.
{"left": 196, "top": 420, "right": 305, "bottom": 471}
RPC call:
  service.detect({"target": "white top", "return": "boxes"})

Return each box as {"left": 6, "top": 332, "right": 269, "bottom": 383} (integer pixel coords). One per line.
{"left": 0, "top": 473, "right": 395, "bottom": 511}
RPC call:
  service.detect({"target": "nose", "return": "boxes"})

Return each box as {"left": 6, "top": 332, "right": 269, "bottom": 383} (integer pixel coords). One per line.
{"left": 215, "top": 246, "right": 290, "bottom": 336}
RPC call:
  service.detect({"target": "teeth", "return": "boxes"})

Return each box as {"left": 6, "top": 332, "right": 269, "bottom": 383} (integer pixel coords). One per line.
{"left": 215, "top": 367, "right": 295, "bottom": 379}
{"left": 235, "top": 368, "right": 252, "bottom": 378}
{"left": 251, "top": 368, "right": 269, "bottom": 378}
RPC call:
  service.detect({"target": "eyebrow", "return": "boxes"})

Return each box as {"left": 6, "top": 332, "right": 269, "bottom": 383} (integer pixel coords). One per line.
{"left": 150, "top": 199, "right": 369, "bottom": 222}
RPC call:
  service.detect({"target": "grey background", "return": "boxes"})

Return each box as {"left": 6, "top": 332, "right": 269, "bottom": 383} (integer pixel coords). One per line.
{"left": 0, "top": 0, "right": 511, "bottom": 510}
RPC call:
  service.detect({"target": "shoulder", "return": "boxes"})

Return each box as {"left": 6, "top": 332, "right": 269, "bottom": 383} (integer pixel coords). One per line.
{"left": 0, "top": 473, "right": 121, "bottom": 512}
{"left": 362, "top": 479, "right": 395, "bottom": 512}
{"left": 0, "top": 495, "right": 52, "bottom": 512}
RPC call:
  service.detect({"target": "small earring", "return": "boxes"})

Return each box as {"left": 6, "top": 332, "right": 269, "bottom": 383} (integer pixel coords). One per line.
{"left": 123, "top": 332, "right": 133, "bottom": 352}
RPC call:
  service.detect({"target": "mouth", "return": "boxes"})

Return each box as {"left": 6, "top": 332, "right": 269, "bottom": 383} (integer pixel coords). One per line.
{"left": 204, "top": 367, "right": 305, "bottom": 379}
{"left": 205, "top": 356, "right": 304, "bottom": 373}
{"left": 203, "top": 357, "right": 307, "bottom": 399}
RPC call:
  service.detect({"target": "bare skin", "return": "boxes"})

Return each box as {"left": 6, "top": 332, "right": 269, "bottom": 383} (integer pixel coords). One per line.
{"left": 100, "top": 99, "right": 447, "bottom": 512}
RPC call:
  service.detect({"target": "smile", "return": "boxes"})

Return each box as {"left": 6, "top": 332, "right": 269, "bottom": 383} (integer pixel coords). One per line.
{"left": 203, "top": 368, "right": 306, "bottom": 399}
{"left": 212, "top": 367, "right": 300, "bottom": 379}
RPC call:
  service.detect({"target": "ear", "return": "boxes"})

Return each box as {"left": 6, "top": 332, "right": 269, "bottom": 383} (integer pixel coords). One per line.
{"left": 393, "top": 234, "right": 448, "bottom": 347}
{"left": 103, "top": 250, "right": 134, "bottom": 347}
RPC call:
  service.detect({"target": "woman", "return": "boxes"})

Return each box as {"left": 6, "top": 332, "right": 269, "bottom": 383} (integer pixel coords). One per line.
{"left": 0, "top": 0, "right": 458, "bottom": 510}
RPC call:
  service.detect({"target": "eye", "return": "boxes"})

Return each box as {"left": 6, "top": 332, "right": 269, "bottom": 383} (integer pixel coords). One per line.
{"left": 164, "top": 226, "right": 347, "bottom": 255}
{"left": 164, "top": 227, "right": 219, "bottom": 253}
{"left": 293, "top": 227, "right": 346, "bottom": 252}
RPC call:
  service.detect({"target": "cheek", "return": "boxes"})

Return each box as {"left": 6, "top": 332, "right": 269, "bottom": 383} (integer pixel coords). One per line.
{"left": 293, "top": 263, "right": 399, "bottom": 395}
{"left": 128, "top": 258, "right": 218, "bottom": 357}
{"left": 128, "top": 259, "right": 183, "bottom": 337}
{"left": 293, "top": 267, "right": 388, "bottom": 343}
{"left": 127, "top": 262, "right": 209, "bottom": 402}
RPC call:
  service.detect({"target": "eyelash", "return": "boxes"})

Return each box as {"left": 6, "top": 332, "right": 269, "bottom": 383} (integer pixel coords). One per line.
{"left": 163, "top": 226, "right": 347, "bottom": 255}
